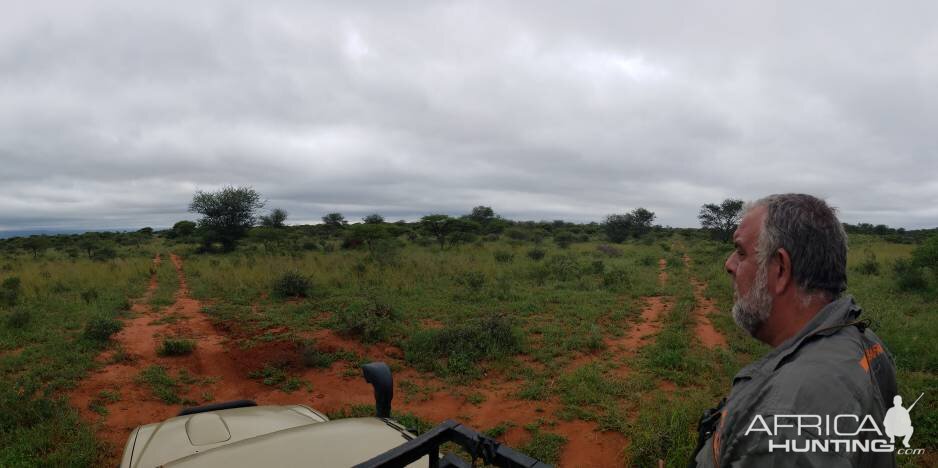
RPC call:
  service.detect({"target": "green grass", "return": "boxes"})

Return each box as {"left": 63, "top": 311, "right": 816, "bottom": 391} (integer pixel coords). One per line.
{"left": 0, "top": 250, "right": 152, "bottom": 465}
{"left": 248, "top": 364, "right": 308, "bottom": 393}
{"left": 136, "top": 365, "right": 183, "bottom": 404}
{"left": 2, "top": 230, "right": 935, "bottom": 466}
{"left": 519, "top": 427, "right": 567, "bottom": 465}
{"left": 157, "top": 338, "right": 196, "bottom": 356}
{"left": 88, "top": 390, "right": 121, "bottom": 416}
{"left": 148, "top": 253, "right": 178, "bottom": 308}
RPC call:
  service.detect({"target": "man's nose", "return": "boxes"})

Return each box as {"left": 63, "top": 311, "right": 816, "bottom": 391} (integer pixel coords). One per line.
{"left": 725, "top": 253, "right": 735, "bottom": 275}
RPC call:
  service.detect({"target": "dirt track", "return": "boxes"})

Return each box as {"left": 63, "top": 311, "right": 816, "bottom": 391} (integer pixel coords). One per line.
{"left": 683, "top": 254, "right": 728, "bottom": 350}
{"left": 69, "top": 252, "right": 728, "bottom": 467}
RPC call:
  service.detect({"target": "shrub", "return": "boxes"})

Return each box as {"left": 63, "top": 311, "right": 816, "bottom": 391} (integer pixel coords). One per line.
{"left": 491, "top": 275, "right": 516, "bottom": 301}
{"left": 855, "top": 251, "right": 880, "bottom": 276}
{"left": 639, "top": 255, "right": 656, "bottom": 267}
{"left": 5, "top": 307, "right": 30, "bottom": 329}
{"left": 272, "top": 271, "right": 311, "bottom": 298}
{"left": 84, "top": 317, "right": 123, "bottom": 342}
{"left": 596, "top": 244, "right": 623, "bottom": 257}
{"left": 157, "top": 339, "right": 196, "bottom": 356}
{"left": 589, "top": 260, "right": 605, "bottom": 274}
{"left": 332, "top": 297, "right": 398, "bottom": 343}
{"left": 91, "top": 246, "right": 117, "bottom": 261}
{"left": 493, "top": 250, "right": 515, "bottom": 264}
{"left": 455, "top": 271, "right": 486, "bottom": 292}
{"left": 553, "top": 232, "right": 575, "bottom": 249}
{"left": 301, "top": 344, "right": 336, "bottom": 368}
{"left": 367, "top": 239, "right": 402, "bottom": 267}
{"left": 912, "top": 235, "right": 938, "bottom": 268}
{"left": 504, "top": 228, "right": 529, "bottom": 241}
{"left": 527, "top": 248, "right": 546, "bottom": 262}
{"left": 894, "top": 259, "right": 927, "bottom": 291}
{"left": 545, "top": 254, "right": 581, "bottom": 281}
{"left": 0, "top": 276, "right": 21, "bottom": 307}
{"left": 80, "top": 288, "right": 99, "bottom": 304}
{"left": 404, "top": 314, "right": 522, "bottom": 379}
{"left": 603, "top": 267, "right": 632, "bottom": 289}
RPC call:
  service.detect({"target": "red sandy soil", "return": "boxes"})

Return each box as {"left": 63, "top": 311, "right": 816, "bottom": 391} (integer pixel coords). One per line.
{"left": 0, "top": 347, "right": 24, "bottom": 358}
{"left": 68, "top": 254, "right": 638, "bottom": 467}
{"left": 558, "top": 258, "right": 677, "bottom": 465}
{"left": 689, "top": 279, "right": 728, "bottom": 349}
{"left": 681, "top": 255, "right": 728, "bottom": 350}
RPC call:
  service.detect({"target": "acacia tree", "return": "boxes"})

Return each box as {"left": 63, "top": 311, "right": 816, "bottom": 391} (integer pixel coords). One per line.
{"left": 362, "top": 214, "right": 385, "bottom": 224}
{"left": 322, "top": 212, "right": 348, "bottom": 229}
{"left": 466, "top": 206, "right": 495, "bottom": 223}
{"left": 698, "top": 199, "right": 744, "bottom": 242}
{"left": 170, "top": 220, "right": 197, "bottom": 239}
{"left": 189, "top": 186, "right": 264, "bottom": 251}
{"left": 604, "top": 208, "right": 656, "bottom": 243}
{"left": 420, "top": 214, "right": 463, "bottom": 250}
{"left": 22, "top": 236, "right": 50, "bottom": 258}
{"left": 260, "top": 208, "right": 288, "bottom": 228}
{"left": 629, "top": 208, "right": 655, "bottom": 237}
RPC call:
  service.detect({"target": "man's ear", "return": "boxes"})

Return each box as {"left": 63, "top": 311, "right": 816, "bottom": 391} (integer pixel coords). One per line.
{"left": 773, "top": 248, "right": 792, "bottom": 295}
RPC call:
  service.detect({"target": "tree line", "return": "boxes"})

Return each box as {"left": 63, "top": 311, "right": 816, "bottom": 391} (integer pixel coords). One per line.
{"left": 2, "top": 187, "right": 931, "bottom": 258}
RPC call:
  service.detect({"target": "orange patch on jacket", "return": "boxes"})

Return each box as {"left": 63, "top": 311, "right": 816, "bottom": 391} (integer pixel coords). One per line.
{"left": 859, "top": 343, "right": 884, "bottom": 372}
{"left": 712, "top": 408, "right": 728, "bottom": 465}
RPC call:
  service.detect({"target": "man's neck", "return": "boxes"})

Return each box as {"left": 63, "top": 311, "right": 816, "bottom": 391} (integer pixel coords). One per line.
{"left": 758, "top": 294, "right": 831, "bottom": 348}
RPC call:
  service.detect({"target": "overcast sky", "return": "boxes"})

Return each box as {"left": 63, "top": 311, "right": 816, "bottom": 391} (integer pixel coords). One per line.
{"left": 2, "top": 0, "right": 937, "bottom": 232}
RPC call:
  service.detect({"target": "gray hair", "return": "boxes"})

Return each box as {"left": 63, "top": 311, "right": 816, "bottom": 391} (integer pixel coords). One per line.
{"left": 747, "top": 194, "right": 848, "bottom": 299}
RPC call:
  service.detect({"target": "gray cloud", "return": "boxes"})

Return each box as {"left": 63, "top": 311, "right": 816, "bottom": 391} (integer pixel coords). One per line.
{"left": 2, "top": 0, "right": 937, "bottom": 232}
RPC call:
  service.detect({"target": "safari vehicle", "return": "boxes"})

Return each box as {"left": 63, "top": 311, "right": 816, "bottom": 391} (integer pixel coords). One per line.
{"left": 120, "top": 362, "right": 551, "bottom": 467}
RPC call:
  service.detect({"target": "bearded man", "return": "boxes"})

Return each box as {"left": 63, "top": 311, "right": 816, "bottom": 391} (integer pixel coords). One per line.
{"left": 690, "top": 194, "right": 897, "bottom": 468}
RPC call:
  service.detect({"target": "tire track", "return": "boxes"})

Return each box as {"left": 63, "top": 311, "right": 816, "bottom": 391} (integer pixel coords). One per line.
{"left": 682, "top": 254, "right": 727, "bottom": 349}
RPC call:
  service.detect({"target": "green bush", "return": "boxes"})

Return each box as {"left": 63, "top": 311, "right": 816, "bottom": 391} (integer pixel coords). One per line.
{"left": 5, "top": 306, "right": 31, "bottom": 329}
{"left": 83, "top": 317, "right": 123, "bottom": 342}
{"left": 80, "top": 288, "right": 99, "bottom": 304}
{"left": 596, "top": 244, "right": 623, "bottom": 257}
{"left": 454, "top": 271, "right": 486, "bottom": 292}
{"left": 855, "top": 251, "right": 880, "bottom": 276}
{"left": 493, "top": 250, "right": 514, "bottom": 263}
{"left": 331, "top": 297, "right": 398, "bottom": 343}
{"left": 91, "top": 246, "right": 117, "bottom": 261}
{"left": 912, "top": 235, "right": 938, "bottom": 268}
{"left": 894, "top": 259, "right": 927, "bottom": 291}
{"left": 367, "top": 239, "right": 402, "bottom": 267}
{"left": 553, "top": 232, "right": 575, "bottom": 249}
{"left": 504, "top": 228, "right": 529, "bottom": 241}
{"left": 157, "top": 339, "right": 196, "bottom": 356}
{"left": 603, "top": 266, "right": 632, "bottom": 289}
{"left": 589, "top": 260, "right": 605, "bottom": 274}
{"left": 272, "top": 270, "right": 311, "bottom": 298}
{"left": 544, "top": 254, "right": 581, "bottom": 281}
{"left": 527, "top": 248, "right": 546, "bottom": 262}
{"left": 404, "top": 314, "right": 522, "bottom": 379}
{"left": 301, "top": 344, "right": 337, "bottom": 368}
{"left": 0, "top": 276, "right": 21, "bottom": 307}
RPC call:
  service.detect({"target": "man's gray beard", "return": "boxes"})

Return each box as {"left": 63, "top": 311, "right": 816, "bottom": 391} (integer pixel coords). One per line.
{"left": 731, "top": 265, "right": 773, "bottom": 336}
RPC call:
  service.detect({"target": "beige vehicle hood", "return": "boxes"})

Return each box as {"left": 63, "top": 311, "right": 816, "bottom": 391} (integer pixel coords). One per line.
{"left": 121, "top": 405, "right": 420, "bottom": 468}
